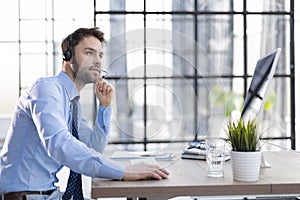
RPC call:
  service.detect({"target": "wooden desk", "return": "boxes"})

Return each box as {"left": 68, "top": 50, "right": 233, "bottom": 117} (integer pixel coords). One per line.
{"left": 92, "top": 151, "right": 300, "bottom": 199}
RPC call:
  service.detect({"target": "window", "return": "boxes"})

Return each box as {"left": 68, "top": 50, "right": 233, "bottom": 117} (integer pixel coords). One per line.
{"left": 94, "top": 0, "right": 295, "bottom": 151}
{"left": 0, "top": 0, "right": 95, "bottom": 143}
{"left": 0, "top": 0, "right": 296, "bottom": 152}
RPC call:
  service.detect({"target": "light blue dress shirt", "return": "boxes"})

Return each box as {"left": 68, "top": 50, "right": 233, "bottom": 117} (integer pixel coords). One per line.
{"left": 0, "top": 72, "right": 124, "bottom": 193}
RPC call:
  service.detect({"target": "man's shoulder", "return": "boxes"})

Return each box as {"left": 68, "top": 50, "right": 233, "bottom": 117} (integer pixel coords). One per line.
{"left": 29, "top": 75, "right": 64, "bottom": 95}
{"left": 34, "top": 75, "right": 62, "bottom": 86}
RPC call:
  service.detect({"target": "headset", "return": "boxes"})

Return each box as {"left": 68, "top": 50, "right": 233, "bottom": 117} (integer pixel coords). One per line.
{"left": 62, "top": 36, "right": 72, "bottom": 61}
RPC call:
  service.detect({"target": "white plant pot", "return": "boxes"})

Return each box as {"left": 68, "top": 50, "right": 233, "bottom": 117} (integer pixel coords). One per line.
{"left": 230, "top": 151, "right": 262, "bottom": 182}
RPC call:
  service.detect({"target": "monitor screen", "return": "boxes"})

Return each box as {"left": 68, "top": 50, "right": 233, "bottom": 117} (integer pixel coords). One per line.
{"left": 241, "top": 48, "right": 281, "bottom": 121}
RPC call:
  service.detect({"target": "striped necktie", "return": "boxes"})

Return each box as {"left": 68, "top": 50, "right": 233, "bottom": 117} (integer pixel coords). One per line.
{"left": 62, "top": 96, "right": 84, "bottom": 200}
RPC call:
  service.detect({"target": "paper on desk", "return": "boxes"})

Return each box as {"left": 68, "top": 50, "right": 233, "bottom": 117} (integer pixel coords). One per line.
{"left": 110, "top": 151, "right": 175, "bottom": 160}
{"left": 129, "top": 157, "right": 160, "bottom": 166}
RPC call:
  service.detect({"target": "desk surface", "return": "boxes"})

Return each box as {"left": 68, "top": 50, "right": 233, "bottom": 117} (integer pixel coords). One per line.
{"left": 92, "top": 151, "right": 300, "bottom": 199}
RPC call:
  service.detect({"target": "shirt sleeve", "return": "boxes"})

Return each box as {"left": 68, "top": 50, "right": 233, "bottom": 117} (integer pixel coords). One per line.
{"left": 97, "top": 105, "right": 112, "bottom": 134}
{"left": 78, "top": 105, "right": 112, "bottom": 153}
{"left": 29, "top": 80, "right": 124, "bottom": 179}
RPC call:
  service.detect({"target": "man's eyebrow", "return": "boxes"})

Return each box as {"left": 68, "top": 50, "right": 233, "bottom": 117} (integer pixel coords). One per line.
{"left": 85, "top": 47, "right": 104, "bottom": 55}
{"left": 84, "top": 47, "right": 97, "bottom": 52}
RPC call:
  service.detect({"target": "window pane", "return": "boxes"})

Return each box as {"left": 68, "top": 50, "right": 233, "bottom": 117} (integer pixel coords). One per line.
{"left": 96, "top": 0, "right": 144, "bottom": 12}
{"left": 126, "top": 50, "right": 144, "bottom": 78}
{"left": 198, "top": 78, "right": 227, "bottom": 138}
{"left": 105, "top": 24, "right": 144, "bottom": 78}
{"left": 20, "top": 0, "right": 46, "bottom": 19}
{"left": 111, "top": 79, "right": 145, "bottom": 142}
{"left": 247, "top": 15, "right": 290, "bottom": 74}
{"left": 172, "top": 15, "right": 195, "bottom": 76}
{"left": 96, "top": 14, "right": 111, "bottom": 36}
{"left": 247, "top": 0, "right": 290, "bottom": 12}
{"left": 96, "top": 0, "right": 110, "bottom": 11}
{"left": 211, "top": 78, "right": 244, "bottom": 119}
{"left": 172, "top": 0, "right": 194, "bottom": 11}
{"left": 0, "top": 24, "right": 19, "bottom": 41}
{"left": 146, "top": 78, "right": 196, "bottom": 142}
{"left": 233, "top": 15, "right": 245, "bottom": 76}
{"left": 146, "top": 51, "right": 173, "bottom": 78}
{"left": 146, "top": 14, "right": 172, "bottom": 30}
{"left": 146, "top": 79, "right": 183, "bottom": 141}
{"left": 0, "top": 43, "right": 19, "bottom": 115}
{"left": 126, "top": 14, "right": 144, "bottom": 32}
{"left": 232, "top": 78, "right": 245, "bottom": 102}
{"left": 54, "top": 0, "right": 93, "bottom": 19}
{"left": 20, "top": 42, "right": 46, "bottom": 54}
{"left": 21, "top": 54, "right": 47, "bottom": 87}
{"left": 197, "top": 0, "right": 235, "bottom": 12}
{"left": 197, "top": 15, "right": 234, "bottom": 76}
{"left": 145, "top": 28, "right": 174, "bottom": 77}
{"left": 126, "top": 0, "right": 144, "bottom": 11}
{"left": 20, "top": 20, "right": 47, "bottom": 41}
{"left": 146, "top": 0, "right": 172, "bottom": 12}
{"left": 0, "top": 1, "right": 19, "bottom": 41}
{"left": 53, "top": 20, "right": 94, "bottom": 42}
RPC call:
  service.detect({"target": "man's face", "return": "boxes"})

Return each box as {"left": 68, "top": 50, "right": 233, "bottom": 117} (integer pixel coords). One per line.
{"left": 72, "top": 36, "right": 104, "bottom": 84}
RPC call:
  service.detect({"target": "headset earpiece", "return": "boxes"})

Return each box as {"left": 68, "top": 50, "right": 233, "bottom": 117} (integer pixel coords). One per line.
{"left": 62, "top": 37, "right": 72, "bottom": 61}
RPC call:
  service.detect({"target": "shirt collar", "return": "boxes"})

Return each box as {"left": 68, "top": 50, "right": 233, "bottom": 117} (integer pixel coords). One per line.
{"left": 57, "top": 71, "right": 80, "bottom": 101}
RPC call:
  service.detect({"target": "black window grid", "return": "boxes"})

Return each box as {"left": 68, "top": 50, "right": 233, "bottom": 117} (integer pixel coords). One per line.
{"left": 93, "top": 0, "right": 295, "bottom": 151}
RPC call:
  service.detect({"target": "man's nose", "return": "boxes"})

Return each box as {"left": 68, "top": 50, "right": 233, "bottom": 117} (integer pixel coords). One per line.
{"left": 94, "top": 56, "right": 102, "bottom": 67}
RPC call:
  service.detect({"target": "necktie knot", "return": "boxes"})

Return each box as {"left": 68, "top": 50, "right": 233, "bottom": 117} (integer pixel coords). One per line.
{"left": 71, "top": 96, "right": 80, "bottom": 132}
{"left": 71, "top": 96, "right": 80, "bottom": 104}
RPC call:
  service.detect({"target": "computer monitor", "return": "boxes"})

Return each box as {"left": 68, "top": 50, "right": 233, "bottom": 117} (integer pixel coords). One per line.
{"left": 241, "top": 48, "right": 281, "bottom": 122}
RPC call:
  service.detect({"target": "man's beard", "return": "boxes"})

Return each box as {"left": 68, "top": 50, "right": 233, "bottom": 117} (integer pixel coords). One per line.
{"left": 72, "top": 58, "right": 99, "bottom": 84}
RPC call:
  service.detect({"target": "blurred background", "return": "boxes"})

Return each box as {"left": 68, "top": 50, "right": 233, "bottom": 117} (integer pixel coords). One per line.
{"left": 0, "top": 0, "right": 299, "bottom": 153}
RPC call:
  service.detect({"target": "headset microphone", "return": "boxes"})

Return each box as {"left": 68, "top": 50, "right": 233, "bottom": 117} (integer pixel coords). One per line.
{"left": 101, "top": 70, "right": 107, "bottom": 79}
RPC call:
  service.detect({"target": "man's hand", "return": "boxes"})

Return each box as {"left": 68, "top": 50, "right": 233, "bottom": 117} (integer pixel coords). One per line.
{"left": 95, "top": 78, "right": 114, "bottom": 107}
{"left": 122, "top": 162, "right": 169, "bottom": 181}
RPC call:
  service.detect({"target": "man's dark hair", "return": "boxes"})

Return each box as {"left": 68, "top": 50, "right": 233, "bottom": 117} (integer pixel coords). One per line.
{"left": 61, "top": 27, "right": 106, "bottom": 60}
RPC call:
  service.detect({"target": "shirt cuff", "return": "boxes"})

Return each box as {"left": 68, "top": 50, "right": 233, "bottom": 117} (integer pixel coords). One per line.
{"left": 98, "top": 157, "right": 125, "bottom": 180}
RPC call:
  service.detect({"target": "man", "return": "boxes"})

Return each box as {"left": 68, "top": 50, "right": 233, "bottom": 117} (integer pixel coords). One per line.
{"left": 0, "top": 27, "right": 169, "bottom": 200}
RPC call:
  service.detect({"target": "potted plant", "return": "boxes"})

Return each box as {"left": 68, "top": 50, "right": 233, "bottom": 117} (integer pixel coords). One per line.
{"left": 226, "top": 118, "right": 262, "bottom": 182}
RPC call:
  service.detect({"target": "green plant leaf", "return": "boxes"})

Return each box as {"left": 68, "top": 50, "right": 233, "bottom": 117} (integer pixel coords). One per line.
{"left": 226, "top": 118, "right": 261, "bottom": 152}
